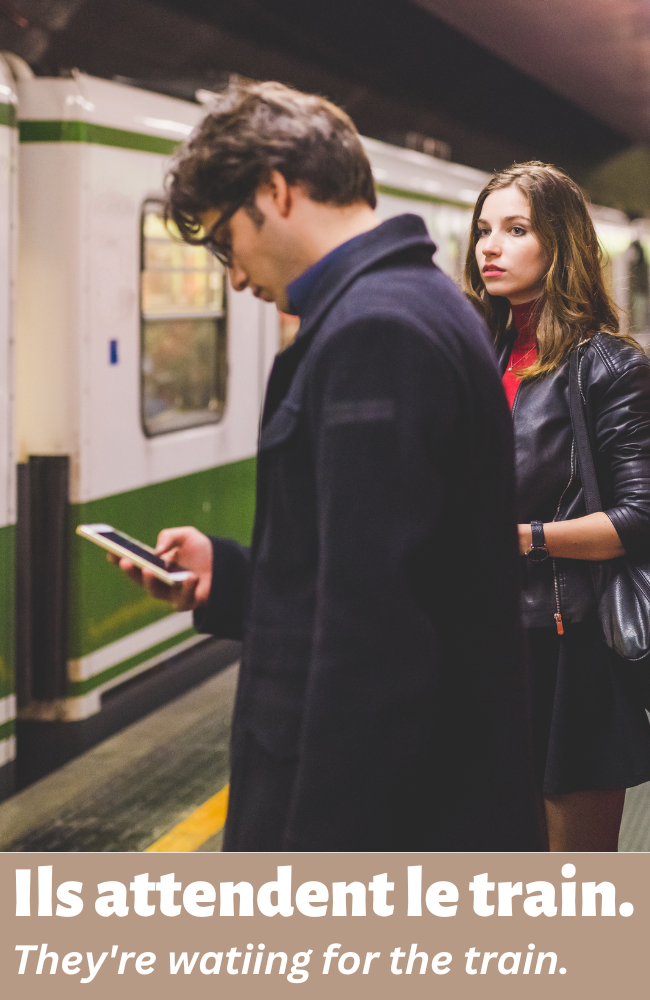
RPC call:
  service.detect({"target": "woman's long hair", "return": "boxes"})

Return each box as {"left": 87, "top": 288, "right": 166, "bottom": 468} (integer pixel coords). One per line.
{"left": 464, "top": 161, "right": 632, "bottom": 380}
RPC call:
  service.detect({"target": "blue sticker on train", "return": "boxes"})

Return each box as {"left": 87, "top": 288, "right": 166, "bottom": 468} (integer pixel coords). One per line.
{"left": 109, "top": 339, "right": 119, "bottom": 364}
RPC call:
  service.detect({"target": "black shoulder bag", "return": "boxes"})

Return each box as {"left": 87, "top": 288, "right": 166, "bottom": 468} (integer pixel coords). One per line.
{"left": 569, "top": 346, "right": 650, "bottom": 662}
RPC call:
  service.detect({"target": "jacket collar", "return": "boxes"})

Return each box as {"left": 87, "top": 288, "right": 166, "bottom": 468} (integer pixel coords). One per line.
{"left": 258, "top": 215, "right": 435, "bottom": 451}
{"left": 497, "top": 328, "right": 518, "bottom": 376}
{"left": 293, "top": 213, "right": 435, "bottom": 345}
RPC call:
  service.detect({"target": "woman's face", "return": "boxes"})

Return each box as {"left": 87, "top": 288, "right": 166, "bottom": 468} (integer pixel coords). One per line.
{"left": 475, "top": 186, "right": 548, "bottom": 305}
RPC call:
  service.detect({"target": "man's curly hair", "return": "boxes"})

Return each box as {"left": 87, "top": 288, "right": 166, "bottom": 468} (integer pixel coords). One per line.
{"left": 166, "top": 80, "right": 376, "bottom": 244}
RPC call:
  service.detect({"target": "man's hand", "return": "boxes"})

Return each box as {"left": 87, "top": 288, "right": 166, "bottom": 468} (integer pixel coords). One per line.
{"left": 107, "top": 527, "right": 213, "bottom": 612}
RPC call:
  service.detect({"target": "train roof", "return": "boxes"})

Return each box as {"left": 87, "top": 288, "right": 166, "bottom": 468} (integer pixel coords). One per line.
{"left": 16, "top": 71, "right": 202, "bottom": 150}
{"left": 362, "top": 135, "right": 488, "bottom": 208}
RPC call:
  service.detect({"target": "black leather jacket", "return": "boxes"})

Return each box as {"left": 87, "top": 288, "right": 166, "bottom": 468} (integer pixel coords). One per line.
{"left": 497, "top": 332, "right": 650, "bottom": 629}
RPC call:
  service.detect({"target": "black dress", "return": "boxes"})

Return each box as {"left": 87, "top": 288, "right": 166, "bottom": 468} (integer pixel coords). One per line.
{"left": 527, "top": 614, "right": 650, "bottom": 793}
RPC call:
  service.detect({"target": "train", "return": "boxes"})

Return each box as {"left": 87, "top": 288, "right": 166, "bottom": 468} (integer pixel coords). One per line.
{"left": 0, "top": 56, "right": 648, "bottom": 801}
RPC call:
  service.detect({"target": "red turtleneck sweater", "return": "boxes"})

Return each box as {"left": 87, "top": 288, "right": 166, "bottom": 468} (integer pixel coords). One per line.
{"left": 502, "top": 300, "right": 538, "bottom": 409}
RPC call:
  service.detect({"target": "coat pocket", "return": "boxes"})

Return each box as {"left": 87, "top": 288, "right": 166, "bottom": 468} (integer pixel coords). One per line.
{"left": 242, "top": 627, "right": 312, "bottom": 760}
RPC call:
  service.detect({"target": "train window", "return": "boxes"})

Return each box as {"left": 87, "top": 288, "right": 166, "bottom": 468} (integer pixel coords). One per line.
{"left": 140, "top": 201, "right": 227, "bottom": 436}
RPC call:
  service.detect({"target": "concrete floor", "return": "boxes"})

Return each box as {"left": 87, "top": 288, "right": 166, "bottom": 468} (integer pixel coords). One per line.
{"left": 0, "top": 664, "right": 237, "bottom": 852}
{"left": 1, "top": 656, "right": 650, "bottom": 852}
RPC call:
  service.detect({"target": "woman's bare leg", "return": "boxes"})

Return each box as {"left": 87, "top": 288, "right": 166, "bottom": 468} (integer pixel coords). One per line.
{"left": 544, "top": 789, "right": 626, "bottom": 851}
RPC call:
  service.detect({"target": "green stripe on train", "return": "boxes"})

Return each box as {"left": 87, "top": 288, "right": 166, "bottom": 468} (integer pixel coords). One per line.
{"left": 67, "top": 628, "right": 197, "bottom": 697}
{"left": 0, "top": 718, "right": 15, "bottom": 742}
{"left": 16, "top": 123, "right": 475, "bottom": 207}
{"left": 0, "top": 523, "right": 15, "bottom": 701}
{"left": 69, "top": 456, "right": 256, "bottom": 659}
{"left": 19, "top": 119, "right": 180, "bottom": 155}
{"left": 0, "top": 103, "right": 15, "bottom": 128}
{"left": 376, "top": 182, "right": 473, "bottom": 210}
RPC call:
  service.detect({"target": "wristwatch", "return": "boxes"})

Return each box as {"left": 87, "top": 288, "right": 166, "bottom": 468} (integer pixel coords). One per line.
{"left": 526, "top": 520, "right": 549, "bottom": 562}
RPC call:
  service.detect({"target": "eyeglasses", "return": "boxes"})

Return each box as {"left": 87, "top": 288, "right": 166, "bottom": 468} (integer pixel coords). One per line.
{"left": 203, "top": 197, "right": 248, "bottom": 268}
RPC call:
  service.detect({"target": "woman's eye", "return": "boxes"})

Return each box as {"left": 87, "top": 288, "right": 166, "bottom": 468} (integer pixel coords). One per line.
{"left": 511, "top": 227, "right": 527, "bottom": 236}
{"left": 476, "top": 228, "right": 489, "bottom": 238}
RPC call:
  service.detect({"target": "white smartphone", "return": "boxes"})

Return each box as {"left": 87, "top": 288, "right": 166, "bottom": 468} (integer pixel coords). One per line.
{"left": 76, "top": 524, "right": 193, "bottom": 586}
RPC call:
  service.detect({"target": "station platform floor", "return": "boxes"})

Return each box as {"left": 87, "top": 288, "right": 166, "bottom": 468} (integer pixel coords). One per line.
{"left": 0, "top": 663, "right": 238, "bottom": 853}
{"left": 1, "top": 657, "right": 650, "bottom": 852}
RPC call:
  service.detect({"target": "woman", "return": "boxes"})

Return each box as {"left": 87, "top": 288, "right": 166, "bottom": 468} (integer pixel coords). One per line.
{"left": 465, "top": 161, "right": 650, "bottom": 851}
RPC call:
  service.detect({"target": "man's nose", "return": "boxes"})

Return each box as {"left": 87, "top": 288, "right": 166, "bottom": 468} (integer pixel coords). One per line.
{"left": 229, "top": 265, "right": 249, "bottom": 292}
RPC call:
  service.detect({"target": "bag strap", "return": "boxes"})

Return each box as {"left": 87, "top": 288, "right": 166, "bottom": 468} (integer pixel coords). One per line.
{"left": 569, "top": 346, "right": 603, "bottom": 515}
{"left": 568, "top": 345, "right": 607, "bottom": 600}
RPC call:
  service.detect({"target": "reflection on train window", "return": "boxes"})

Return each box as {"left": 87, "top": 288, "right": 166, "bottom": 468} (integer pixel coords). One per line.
{"left": 141, "top": 202, "right": 227, "bottom": 436}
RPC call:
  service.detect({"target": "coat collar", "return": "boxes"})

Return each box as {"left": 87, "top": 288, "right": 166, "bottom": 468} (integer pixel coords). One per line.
{"left": 293, "top": 213, "right": 435, "bottom": 345}
{"left": 259, "top": 214, "right": 435, "bottom": 452}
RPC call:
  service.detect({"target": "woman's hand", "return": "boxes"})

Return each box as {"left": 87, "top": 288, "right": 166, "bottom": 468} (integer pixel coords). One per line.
{"left": 107, "top": 527, "right": 213, "bottom": 612}
{"left": 518, "top": 512, "right": 625, "bottom": 560}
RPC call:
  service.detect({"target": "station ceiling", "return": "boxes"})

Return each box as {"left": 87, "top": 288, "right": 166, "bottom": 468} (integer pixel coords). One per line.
{"left": 0, "top": 0, "right": 647, "bottom": 208}
{"left": 414, "top": 0, "right": 650, "bottom": 144}
{"left": 2, "top": 0, "right": 649, "bottom": 149}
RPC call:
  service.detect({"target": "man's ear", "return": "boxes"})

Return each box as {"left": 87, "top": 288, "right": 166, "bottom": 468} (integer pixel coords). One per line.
{"left": 267, "top": 170, "right": 292, "bottom": 218}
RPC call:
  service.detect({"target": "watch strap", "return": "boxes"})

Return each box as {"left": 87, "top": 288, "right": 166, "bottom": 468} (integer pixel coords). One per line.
{"left": 531, "top": 520, "right": 546, "bottom": 548}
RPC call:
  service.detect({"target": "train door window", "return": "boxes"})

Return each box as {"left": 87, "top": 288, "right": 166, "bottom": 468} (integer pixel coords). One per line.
{"left": 140, "top": 200, "right": 227, "bottom": 436}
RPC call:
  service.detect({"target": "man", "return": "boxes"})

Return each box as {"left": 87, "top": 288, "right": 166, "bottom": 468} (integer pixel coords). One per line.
{"left": 117, "top": 81, "right": 545, "bottom": 850}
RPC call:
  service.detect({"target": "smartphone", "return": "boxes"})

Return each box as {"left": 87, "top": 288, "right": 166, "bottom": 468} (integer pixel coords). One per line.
{"left": 76, "top": 524, "right": 193, "bottom": 586}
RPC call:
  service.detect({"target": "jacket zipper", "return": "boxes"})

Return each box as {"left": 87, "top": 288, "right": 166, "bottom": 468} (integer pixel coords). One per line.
{"left": 514, "top": 378, "right": 565, "bottom": 630}
{"left": 552, "top": 564, "right": 564, "bottom": 634}
{"left": 551, "top": 437, "right": 576, "bottom": 635}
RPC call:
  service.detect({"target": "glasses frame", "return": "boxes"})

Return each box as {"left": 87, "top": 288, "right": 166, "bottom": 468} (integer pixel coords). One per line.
{"left": 203, "top": 196, "right": 250, "bottom": 267}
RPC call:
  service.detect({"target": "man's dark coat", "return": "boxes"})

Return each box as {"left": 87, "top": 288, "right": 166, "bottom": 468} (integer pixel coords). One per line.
{"left": 196, "top": 214, "right": 545, "bottom": 851}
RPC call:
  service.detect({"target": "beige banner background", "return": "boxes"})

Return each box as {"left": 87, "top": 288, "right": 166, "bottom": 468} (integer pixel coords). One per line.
{"left": 0, "top": 852, "right": 647, "bottom": 998}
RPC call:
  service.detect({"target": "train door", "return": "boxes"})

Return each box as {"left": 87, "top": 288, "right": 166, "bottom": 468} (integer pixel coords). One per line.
{"left": 0, "top": 55, "right": 18, "bottom": 800}
{"left": 13, "top": 72, "right": 277, "bottom": 784}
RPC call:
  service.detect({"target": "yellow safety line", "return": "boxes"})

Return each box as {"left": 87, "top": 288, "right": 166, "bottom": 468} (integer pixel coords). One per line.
{"left": 144, "top": 783, "right": 229, "bottom": 853}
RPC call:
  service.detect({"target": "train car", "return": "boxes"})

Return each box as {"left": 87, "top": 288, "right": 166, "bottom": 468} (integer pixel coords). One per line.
{"left": 12, "top": 71, "right": 279, "bottom": 786}
{"left": 2, "top": 67, "right": 643, "bottom": 796}
{"left": 0, "top": 55, "right": 18, "bottom": 799}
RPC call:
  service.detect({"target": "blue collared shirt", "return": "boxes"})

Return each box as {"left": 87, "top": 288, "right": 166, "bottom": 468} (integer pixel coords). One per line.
{"left": 286, "top": 231, "right": 373, "bottom": 318}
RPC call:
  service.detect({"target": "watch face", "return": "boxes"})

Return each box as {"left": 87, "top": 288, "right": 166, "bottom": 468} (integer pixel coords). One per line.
{"left": 527, "top": 546, "right": 549, "bottom": 563}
